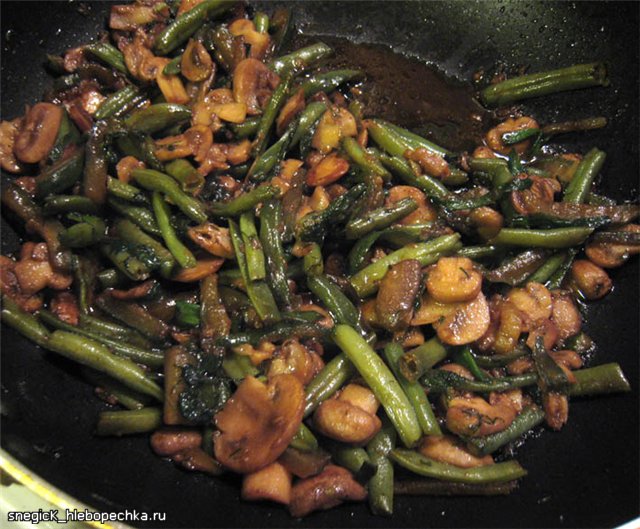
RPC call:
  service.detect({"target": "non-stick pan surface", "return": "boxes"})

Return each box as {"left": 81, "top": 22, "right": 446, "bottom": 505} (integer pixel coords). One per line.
{"left": 1, "top": 2, "right": 638, "bottom": 528}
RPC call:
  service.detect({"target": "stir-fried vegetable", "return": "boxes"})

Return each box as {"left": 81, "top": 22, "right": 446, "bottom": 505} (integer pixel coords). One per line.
{"left": 0, "top": 0, "right": 636, "bottom": 519}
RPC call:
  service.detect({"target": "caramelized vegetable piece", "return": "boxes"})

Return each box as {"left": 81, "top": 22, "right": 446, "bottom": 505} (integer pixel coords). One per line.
{"left": 306, "top": 154, "right": 350, "bottom": 187}
{"left": 313, "top": 399, "right": 382, "bottom": 445}
{"left": 505, "top": 282, "right": 552, "bottom": 332}
{"left": 14, "top": 103, "right": 63, "bottom": 164}
{"left": 214, "top": 374, "right": 304, "bottom": 473}
{"left": 485, "top": 116, "right": 539, "bottom": 155}
{"left": 446, "top": 395, "right": 517, "bottom": 437}
{"left": 542, "top": 391, "right": 569, "bottom": 431}
{"left": 187, "top": 223, "right": 234, "bottom": 258}
{"left": 288, "top": 464, "right": 367, "bottom": 517}
{"left": 551, "top": 290, "right": 582, "bottom": 340}
{"left": 233, "top": 58, "right": 280, "bottom": 115}
{"left": 312, "top": 108, "right": 357, "bottom": 154}
{"left": 570, "top": 259, "right": 612, "bottom": 300}
{"left": 172, "top": 258, "right": 223, "bottom": 282}
{"left": 376, "top": 259, "right": 423, "bottom": 331}
{"left": 338, "top": 384, "right": 380, "bottom": 416}
{"left": 493, "top": 301, "right": 523, "bottom": 355}
{"left": 419, "top": 435, "right": 494, "bottom": 469}
{"left": 433, "top": 292, "right": 491, "bottom": 346}
{"left": 150, "top": 429, "right": 202, "bottom": 457}
{"left": 426, "top": 257, "right": 482, "bottom": 304}
{"left": 411, "top": 293, "right": 455, "bottom": 326}
{"left": 242, "top": 462, "right": 292, "bottom": 505}
{"left": 0, "top": 119, "right": 25, "bottom": 173}
{"left": 181, "top": 39, "right": 214, "bottom": 82}
{"left": 13, "top": 242, "right": 73, "bottom": 295}
{"left": 585, "top": 224, "right": 640, "bottom": 268}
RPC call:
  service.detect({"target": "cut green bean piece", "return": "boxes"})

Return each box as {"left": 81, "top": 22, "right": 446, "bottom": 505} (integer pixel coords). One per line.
{"left": 85, "top": 42, "right": 128, "bottom": 74}
{"left": 345, "top": 198, "right": 418, "bottom": 240}
{"left": 151, "top": 192, "right": 197, "bottom": 269}
{"left": 333, "top": 325, "right": 422, "bottom": 448}
{"left": 304, "top": 353, "right": 356, "bottom": 417}
{"left": 1, "top": 296, "right": 50, "bottom": 347}
{"left": 563, "top": 148, "right": 606, "bottom": 204}
{"left": 299, "top": 69, "right": 364, "bottom": 98}
{"left": 125, "top": 103, "right": 191, "bottom": 135}
{"left": 390, "top": 449, "right": 527, "bottom": 484}
{"left": 209, "top": 185, "right": 279, "bottom": 218}
{"left": 46, "top": 331, "right": 163, "bottom": 401}
{"left": 269, "top": 42, "right": 333, "bottom": 76}
{"left": 96, "top": 408, "right": 162, "bottom": 436}
{"left": 259, "top": 199, "right": 291, "bottom": 308}
{"left": 367, "top": 420, "right": 396, "bottom": 516}
{"left": 398, "top": 338, "right": 448, "bottom": 383}
{"left": 239, "top": 212, "right": 266, "bottom": 281}
{"left": 489, "top": 227, "right": 593, "bottom": 248}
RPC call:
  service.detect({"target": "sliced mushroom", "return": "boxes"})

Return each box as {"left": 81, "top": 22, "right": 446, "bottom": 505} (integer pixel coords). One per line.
{"left": 433, "top": 292, "right": 491, "bottom": 346}
{"left": 233, "top": 58, "right": 280, "bottom": 116}
{"left": 214, "top": 374, "right": 304, "bottom": 474}
{"left": 426, "top": 257, "right": 482, "bottom": 304}
{"left": 0, "top": 119, "right": 26, "bottom": 173}
{"left": 376, "top": 259, "right": 423, "bottom": 331}
{"left": 570, "top": 259, "right": 612, "bottom": 300}
{"left": 14, "top": 103, "right": 64, "bottom": 164}
{"left": 446, "top": 395, "right": 517, "bottom": 437}
{"left": 242, "top": 462, "right": 292, "bottom": 505}
{"left": 419, "top": 435, "right": 494, "bottom": 468}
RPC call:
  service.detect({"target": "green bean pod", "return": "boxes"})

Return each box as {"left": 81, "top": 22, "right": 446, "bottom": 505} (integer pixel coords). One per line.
{"left": 253, "top": 74, "right": 293, "bottom": 156}
{"left": 46, "top": 331, "right": 163, "bottom": 401}
{"left": 333, "top": 325, "right": 422, "bottom": 448}
{"left": 42, "top": 195, "right": 98, "bottom": 215}
{"left": 95, "top": 85, "right": 143, "bottom": 120}
{"left": 85, "top": 42, "right": 128, "bottom": 74}
{"left": 114, "top": 218, "right": 175, "bottom": 278}
{"left": 379, "top": 152, "right": 450, "bottom": 200}
{"left": 488, "top": 227, "right": 593, "bottom": 249}
{"left": 107, "top": 196, "right": 161, "bottom": 236}
{"left": 343, "top": 136, "right": 391, "bottom": 181}
{"left": 259, "top": 199, "right": 291, "bottom": 307}
{"left": 1, "top": 295, "right": 51, "bottom": 347}
{"left": 345, "top": 198, "right": 418, "bottom": 240}
{"left": 151, "top": 192, "right": 196, "bottom": 269}
{"left": 299, "top": 69, "right": 364, "bottom": 98}
{"left": 35, "top": 148, "right": 85, "bottom": 200}
{"left": 209, "top": 185, "right": 279, "bottom": 218}
{"left": 269, "top": 42, "right": 333, "bottom": 76}
{"left": 304, "top": 353, "right": 356, "bottom": 417}
{"left": 131, "top": 168, "right": 207, "bottom": 223}
{"left": 96, "top": 408, "right": 162, "bottom": 436}
{"left": 154, "top": 0, "right": 235, "bottom": 55}
{"left": 125, "top": 103, "right": 191, "bottom": 135}
{"left": 563, "top": 148, "right": 606, "bottom": 204}
{"left": 367, "top": 421, "right": 397, "bottom": 516}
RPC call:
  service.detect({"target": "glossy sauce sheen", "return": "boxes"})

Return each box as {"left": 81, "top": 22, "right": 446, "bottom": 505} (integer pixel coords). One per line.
{"left": 301, "top": 35, "right": 493, "bottom": 152}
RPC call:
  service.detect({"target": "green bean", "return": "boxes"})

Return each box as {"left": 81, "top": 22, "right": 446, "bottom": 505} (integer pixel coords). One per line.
{"left": 297, "top": 183, "right": 367, "bottom": 243}
{"left": 481, "top": 62, "right": 609, "bottom": 107}
{"left": 302, "top": 243, "right": 323, "bottom": 277}
{"left": 247, "top": 124, "right": 294, "bottom": 182}
{"left": 165, "top": 159, "right": 203, "bottom": 195}
{"left": 154, "top": 0, "right": 235, "bottom": 55}
{"left": 203, "top": 25, "right": 243, "bottom": 72}
{"left": 116, "top": 133, "right": 164, "bottom": 172}
{"left": 488, "top": 227, "right": 593, "bottom": 248}
{"left": 1, "top": 295, "right": 50, "bottom": 347}
{"left": 290, "top": 101, "right": 327, "bottom": 148}
{"left": 228, "top": 219, "right": 281, "bottom": 324}
{"left": 230, "top": 116, "right": 260, "bottom": 139}
{"left": 85, "top": 42, "right": 128, "bottom": 74}
{"left": 125, "top": 103, "right": 191, "bottom": 135}
{"left": 252, "top": 74, "right": 293, "bottom": 156}
{"left": 563, "top": 148, "right": 606, "bottom": 204}
{"left": 440, "top": 192, "right": 494, "bottom": 212}
{"left": 34, "top": 148, "right": 84, "bottom": 200}
{"left": 163, "top": 55, "right": 182, "bottom": 75}
{"left": 383, "top": 343, "right": 441, "bottom": 436}
{"left": 469, "top": 157, "right": 513, "bottom": 190}
{"left": 289, "top": 423, "right": 319, "bottom": 452}
{"left": 306, "top": 275, "right": 362, "bottom": 330}
{"left": 151, "top": 192, "right": 196, "bottom": 269}
{"left": 78, "top": 313, "right": 152, "bottom": 350}
{"left": 100, "top": 239, "right": 154, "bottom": 281}
{"left": 382, "top": 120, "right": 452, "bottom": 158}
{"left": 367, "top": 420, "right": 397, "bottom": 516}
{"left": 107, "top": 177, "right": 149, "bottom": 205}
{"left": 83, "top": 121, "right": 109, "bottom": 206}
{"left": 47, "top": 331, "right": 163, "bottom": 400}
{"left": 259, "top": 199, "right": 291, "bottom": 308}
{"left": 269, "top": 42, "right": 333, "bottom": 76}
{"left": 421, "top": 369, "right": 536, "bottom": 394}
{"left": 222, "top": 352, "right": 259, "bottom": 381}
{"left": 345, "top": 198, "right": 417, "bottom": 240}
{"left": 329, "top": 445, "right": 377, "bottom": 483}
{"left": 546, "top": 248, "right": 578, "bottom": 289}
{"left": 114, "top": 218, "right": 175, "bottom": 278}
{"left": 471, "top": 347, "right": 528, "bottom": 368}
{"left": 216, "top": 320, "right": 326, "bottom": 348}
{"left": 347, "top": 231, "right": 381, "bottom": 274}
{"left": 456, "top": 245, "right": 500, "bottom": 260}
{"left": 570, "top": 363, "right": 630, "bottom": 396}
{"left": 42, "top": 195, "right": 98, "bottom": 216}
{"left": 107, "top": 196, "right": 161, "bottom": 236}
{"left": 501, "top": 127, "right": 540, "bottom": 145}
{"left": 541, "top": 116, "right": 608, "bottom": 137}
{"left": 95, "top": 295, "right": 168, "bottom": 341}
{"left": 303, "top": 353, "right": 356, "bottom": 417}
{"left": 59, "top": 214, "right": 106, "bottom": 248}
{"left": 378, "top": 152, "right": 450, "bottom": 200}
{"left": 175, "top": 301, "right": 200, "bottom": 328}
{"left": 299, "top": 69, "right": 364, "bottom": 98}
{"left": 239, "top": 212, "right": 266, "bottom": 281}
{"left": 398, "top": 338, "right": 448, "bottom": 383}
{"left": 465, "top": 406, "right": 545, "bottom": 456}
{"left": 96, "top": 408, "right": 162, "bottom": 436}
{"left": 1, "top": 184, "right": 40, "bottom": 231}
{"left": 209, "top": 185, "right": 279, "bottom": 218}
{"left": 342, "top": 136, "right": 391, "bottom": 181}
{"left": 525, "top": 251, "right": 567, "bottom": 285}
{"left": 394, "top": 480, "right": 519, "bottom": 496}
{"left": 390, "top": 450, "right": 527, "bottom": 484}
{"left": 47, "top": 109, "right": 80, "bottom": 164}
{"left": 253, "top": 11, "right": 269, "bottom": 33}
{"left": 38, "top": 310, "right": 164, "bottom": 368}
{"left": 95, "top": 85, "right": 143, "bottom": 120}
{"left": 350, "top": 233, "right": 462, "bottom": 298}
{"left": 131, "top": 168, "right": 207, "bottom": 223}
{"left": 333, "top": 325, "right": 422, "bottom": 448}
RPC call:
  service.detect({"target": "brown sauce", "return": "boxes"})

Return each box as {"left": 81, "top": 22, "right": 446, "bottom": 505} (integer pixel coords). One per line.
{"left": 296, "top": 35, "right": 494, "bottom": 153}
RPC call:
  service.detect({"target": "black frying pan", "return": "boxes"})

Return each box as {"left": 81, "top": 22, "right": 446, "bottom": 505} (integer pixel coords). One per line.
{"left": 1, "top": 2, "right": 638, "bottom": 527}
